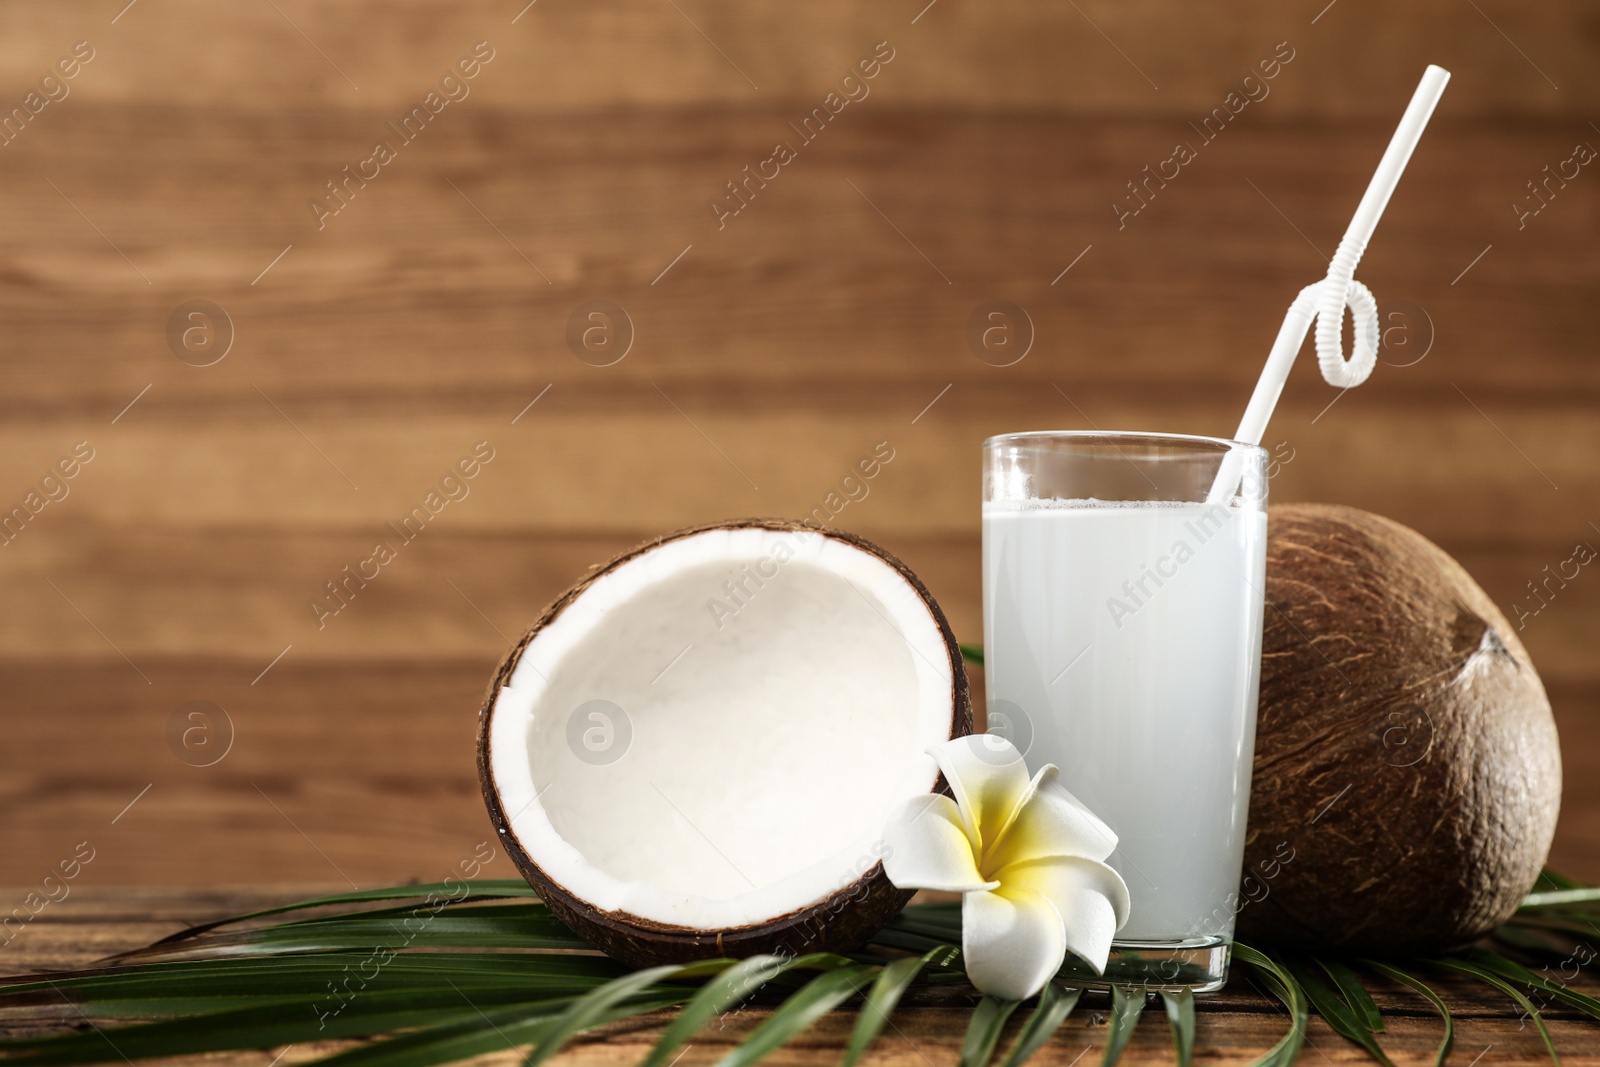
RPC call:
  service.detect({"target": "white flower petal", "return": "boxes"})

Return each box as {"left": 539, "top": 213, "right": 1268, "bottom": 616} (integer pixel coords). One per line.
{"left": 881, "top": 794, "right": 999, "bottom": 893}
{"left": 961, "top": 887, "right": 1067, "bottom": 1001}
{"left": 986, "top": 765, "right": 1120, "bottom": 869}
{"left": 932, "top": 735, "right": 1033, "bottom": 855}
{"left": 997, "top": 856, "right": 1130, "bottom": 975}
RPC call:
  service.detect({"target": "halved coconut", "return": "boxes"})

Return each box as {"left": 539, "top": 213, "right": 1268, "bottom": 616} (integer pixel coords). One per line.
{"left": 478, "top": 519, "right": 971, "bottom": 964}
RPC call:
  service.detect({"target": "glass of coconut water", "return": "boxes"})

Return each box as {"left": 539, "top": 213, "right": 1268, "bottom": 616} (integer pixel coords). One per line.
{"left": 982, "top": 431, "right": 1267, "bottom": 991}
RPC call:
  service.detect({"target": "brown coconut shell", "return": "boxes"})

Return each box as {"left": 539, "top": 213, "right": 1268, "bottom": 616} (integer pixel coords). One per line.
{"left": 477, "top": 518, "right": 973, "bottom": 966}
{"left": 1238, "top": 504, "right": 1561, "bottom": 955}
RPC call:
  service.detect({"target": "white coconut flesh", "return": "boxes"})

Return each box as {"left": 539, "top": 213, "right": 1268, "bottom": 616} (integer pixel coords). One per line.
{"left": 487, "top": 526, "right": 956, "bottom": 931}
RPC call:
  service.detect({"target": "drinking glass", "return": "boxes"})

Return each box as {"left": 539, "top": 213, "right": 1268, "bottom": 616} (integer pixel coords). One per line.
{"left": 981, "top": 431, "right": 1268, "bottom": 991}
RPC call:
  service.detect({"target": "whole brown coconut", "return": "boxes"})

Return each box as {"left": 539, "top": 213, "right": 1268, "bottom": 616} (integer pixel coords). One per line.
{"left": 1237, "top": 504, "right": 1561, "bottom": 955}
{"left": 477, "top": 519, "right": 972, "bottom": 966}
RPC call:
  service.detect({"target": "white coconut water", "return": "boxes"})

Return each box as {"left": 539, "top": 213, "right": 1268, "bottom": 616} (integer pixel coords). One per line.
{"left": 982, "top": 499, "right": 1267, "bottom": 943}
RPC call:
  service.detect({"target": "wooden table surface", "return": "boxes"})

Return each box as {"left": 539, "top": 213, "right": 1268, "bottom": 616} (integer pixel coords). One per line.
{"left": 1, "top": 2, "right": 1597, "bottom": 1062}
{"left": 4, "top": 887, "right": 1600, "bottom": 1066}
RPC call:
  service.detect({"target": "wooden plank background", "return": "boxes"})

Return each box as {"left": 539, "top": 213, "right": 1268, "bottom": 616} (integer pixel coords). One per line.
{"left": 1, "top": 0, "right": 1597, "bottom": 908}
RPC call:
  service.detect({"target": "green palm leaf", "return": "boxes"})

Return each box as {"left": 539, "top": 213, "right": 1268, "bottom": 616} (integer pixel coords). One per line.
{"left": 1285, "top": 959, "right": 1393, "bottom": 1067}
{"left": 1519, "top": 888, "right": 1600, "bottom": 911}
{"left": 712, "top": 965, "right": 879, "bottom": 1067}
{"left": 145, "top": 881, "right": 537, "bottom": 946}
{"left": 268, "top": 898, "right": 547, "bottom": 928}
{"left": 1457, "top": 948, "right": 1600, "bottom": 1020}
{"left": 302, "top": 991, "right": 689, "bottom": 1067}
{"left": 1433, "top": 956, "right": 1560, "bottom": 1064}
{"left": 862, "top": 928, "right": 964, "bottom": 956}
{"left": 998, "top": 983, "right": 1081, "bottom": 1067}
{"left": 840, "top": 948, "right": 955, "bottom": 1067}
{"left": 1232, "top": 944, "right": 1307, "bottom": 1067}
{"left": 1159, "top": 988, "right": 1194, "bottom": 1067}
{"left": 0, "top": 989, "right": 565, "bottom": 1065}
{"left": 1507, "top": 914, "right": 1600, "bottom": 944}
{"left": 524, "top": 964, "right": 694, "bottom": 1066}
{"left": 1097, "top": 985, "right": 1143, "bottom": 1067}
{"left": 1492, "top": 923, "right": 1577, "bottom": 958}
{"left": 2, "top": 952, "right": 628, "bottom": 1007}
{"left": 639, "top": 955, "right": 788, "bottom": 1067}
{"left": 958, "top": 995, "right": 1020, "bottom": 1067}
{"left": 306, "top": 1007, "right": 560, "bottom": 1067}
{"left": 1535, "top": 869, "right": 1585, "bottom": 892}
{"left": 1363, "top": 962, "right": 1451, "bottom": 1067}
{"left": 1316, "top": 960, "right": 1384, "bottom": 1033}
{"left": 110, "top": 911, "right": 589, "bottom": 963}
{"left": 872, "top": 906, "right": 963, "bottom": 954}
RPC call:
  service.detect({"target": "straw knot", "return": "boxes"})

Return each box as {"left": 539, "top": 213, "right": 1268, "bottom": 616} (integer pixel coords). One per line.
{"left": 1307, "top": 274, "right": 1380, "bottom": 390}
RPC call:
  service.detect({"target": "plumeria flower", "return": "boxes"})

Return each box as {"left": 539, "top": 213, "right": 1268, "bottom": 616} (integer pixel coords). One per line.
{"left": 881, "top": 734, "right": 1131, "bottom": 1001}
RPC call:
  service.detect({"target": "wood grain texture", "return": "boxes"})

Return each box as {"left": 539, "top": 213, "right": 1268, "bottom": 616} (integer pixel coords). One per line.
{"left": 0, "top": 0, "right": 1598, "bottom": 940}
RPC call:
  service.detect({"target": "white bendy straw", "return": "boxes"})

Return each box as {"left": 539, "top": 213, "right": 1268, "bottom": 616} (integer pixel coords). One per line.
{"left": 1208, "top": 64, "right": 1451, "bottom": 504}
